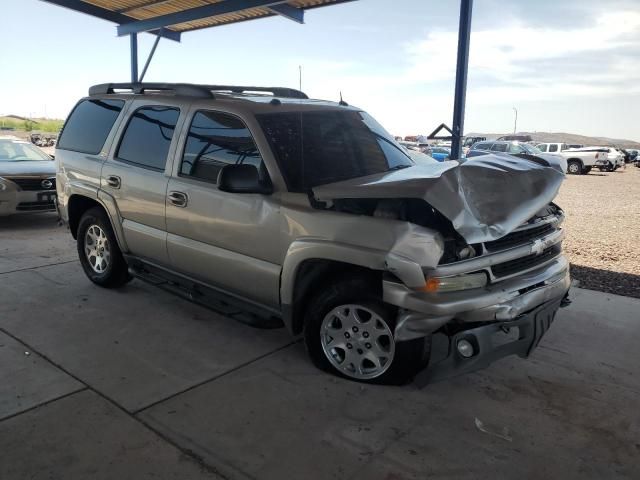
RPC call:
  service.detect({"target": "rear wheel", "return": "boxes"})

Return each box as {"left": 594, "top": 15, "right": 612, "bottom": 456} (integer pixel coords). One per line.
{"left": 77, "top": 207, "right": 131, "bottom": 288}
{"left": 567, "top": 160, "right": 582, "bottom": 175}
{"left": 303, "top": 276, "right": 427, "bottom": 385}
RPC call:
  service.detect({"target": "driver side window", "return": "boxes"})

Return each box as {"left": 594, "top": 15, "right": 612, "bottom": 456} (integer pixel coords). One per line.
{"left": 180, "top": 111, "right": 264, "bottom": 184}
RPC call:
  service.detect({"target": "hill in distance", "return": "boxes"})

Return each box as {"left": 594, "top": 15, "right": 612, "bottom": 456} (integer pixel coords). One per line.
{"left": 466, "top": 131, "right": 640, "bottom": 149}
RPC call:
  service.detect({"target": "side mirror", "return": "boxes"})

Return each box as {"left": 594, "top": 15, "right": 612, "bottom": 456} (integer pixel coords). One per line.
{"left": 217, "top": 164, "right": 273, "bottom": 194}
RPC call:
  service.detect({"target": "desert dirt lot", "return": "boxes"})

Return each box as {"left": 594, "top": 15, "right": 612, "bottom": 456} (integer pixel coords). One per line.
{"left": 556, "top": 165, "right": 640, "bottom": 298}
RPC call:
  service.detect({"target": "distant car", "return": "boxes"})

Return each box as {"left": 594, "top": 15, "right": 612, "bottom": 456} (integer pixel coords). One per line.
{"left": 590, "top": 146, "right": 624, "bottom": 171}
{"left": 496, "top": 134, "right": 533, "bottom": 142}
{"left": 430, "top": 147, "right": 451, "bottom": 162}
{"left": 537, "top": 144, "right": 609, "bottom": 174}
{"left": 466, "top": 140, "right": 567, "bottom": 173}
{"left": 0, "top": 136, "right": 57, "bottom": 216}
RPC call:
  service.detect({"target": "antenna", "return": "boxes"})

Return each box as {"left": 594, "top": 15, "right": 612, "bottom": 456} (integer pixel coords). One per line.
{"left": 339, "top": 91, "right": 348, "bottom": 106}
{"left": 299, "top": 65, "right": 302, "bottom": 91}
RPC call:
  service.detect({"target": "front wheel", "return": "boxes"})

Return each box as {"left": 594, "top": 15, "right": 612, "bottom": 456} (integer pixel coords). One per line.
{"left": 76, "top": 207, "right": 131, "bottom": 288}
{"left": 303, "top": 276, "right": 427, "bottom": 385}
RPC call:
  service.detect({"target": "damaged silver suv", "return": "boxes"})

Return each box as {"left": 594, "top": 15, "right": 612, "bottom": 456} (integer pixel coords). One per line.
{"left": 56, "top": 83, "right": 570, "bottom": 385}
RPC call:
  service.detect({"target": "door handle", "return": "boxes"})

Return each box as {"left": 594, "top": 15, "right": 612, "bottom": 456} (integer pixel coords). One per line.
{"left": 168, "top": 191, "right": 188, "bottom": 208}
{"left": 106, "top": 175, "right": 121, "bottom": 189}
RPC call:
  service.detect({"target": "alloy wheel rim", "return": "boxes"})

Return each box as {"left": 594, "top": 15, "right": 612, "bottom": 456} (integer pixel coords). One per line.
{"left": 320, "top": 304, "right": 395, "bottom": 380}
{"left": 84, "top": 225, "right": 111, "bottom": 274}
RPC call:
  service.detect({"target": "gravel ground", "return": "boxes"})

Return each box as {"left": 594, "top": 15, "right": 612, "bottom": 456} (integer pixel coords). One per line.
{"left": 555, "top": 164, "right": 640, "bottom": 298}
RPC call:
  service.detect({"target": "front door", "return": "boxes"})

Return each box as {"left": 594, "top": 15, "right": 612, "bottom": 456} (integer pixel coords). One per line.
{"left": 101, "top": 101, "right": 183, "bottom": 265}
{"left": 165, "top": 109, "right": 282, "bottom": 308}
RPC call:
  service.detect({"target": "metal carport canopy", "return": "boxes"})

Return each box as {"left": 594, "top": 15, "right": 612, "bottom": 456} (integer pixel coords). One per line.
{"left": 40, "top": 0, "right": 473, "bottom": 159}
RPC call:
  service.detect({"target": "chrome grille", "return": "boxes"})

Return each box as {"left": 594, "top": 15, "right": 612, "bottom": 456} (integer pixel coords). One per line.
{"left": 7, "top": 177, "right": 56, "bottom": 191}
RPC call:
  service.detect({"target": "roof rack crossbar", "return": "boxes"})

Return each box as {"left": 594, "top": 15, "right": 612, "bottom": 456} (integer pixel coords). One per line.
{"left": 89, "top": 83, "right": 214, "bottom": 99}
{"left": 201, "top": 85, "right": 308, "bottom": 99}
{"left": 89, "top": 83, "right": 308, "bottom": 99}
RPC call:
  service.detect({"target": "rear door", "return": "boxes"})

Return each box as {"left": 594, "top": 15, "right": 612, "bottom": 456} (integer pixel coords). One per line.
{"left": 101, "top": 100, "right": 185, "bottom": 265}
{"left": 165, "top": 108, "right": 282, "bottom": 308}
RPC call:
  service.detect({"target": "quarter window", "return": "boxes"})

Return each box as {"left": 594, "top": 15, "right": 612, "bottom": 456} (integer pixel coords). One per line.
{"left": 116, "top": 106, "right": 180, "bottom": 171}
{"left": 180, "top": 111, "right": 263, "bottom": 183}
{"left": 58, "top": 99, "right": 124, "bottom": 154}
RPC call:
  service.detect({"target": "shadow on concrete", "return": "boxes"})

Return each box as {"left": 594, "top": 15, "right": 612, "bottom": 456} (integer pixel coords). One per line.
{"left": 0, "top": 213, "right": 59, "bottom": 232}
{"left": 571, "top": 264, "right": 640, "bottom": 299}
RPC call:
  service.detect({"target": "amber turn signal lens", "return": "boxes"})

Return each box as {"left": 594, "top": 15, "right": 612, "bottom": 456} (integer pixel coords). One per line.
{"left": 422, "top": 278, "right": 441, "bottom": 292}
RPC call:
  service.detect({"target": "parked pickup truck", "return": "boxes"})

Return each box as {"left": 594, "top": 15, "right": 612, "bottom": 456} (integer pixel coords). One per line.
{"left": 56, "top": 82, "right": 571, "bottom": 386}
{"left": 536, "top": 143, "right": 609, "bottom": 175}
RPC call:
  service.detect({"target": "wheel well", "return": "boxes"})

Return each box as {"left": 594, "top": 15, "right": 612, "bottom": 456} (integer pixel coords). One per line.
{"left": 567, "top": 158, "right": 583, "bottom": 166}
{"left": 68, "top": 195, "right": 104, "bottom": 239}
{"left": 289, "top": 259, "right": 381, "bottom": 335}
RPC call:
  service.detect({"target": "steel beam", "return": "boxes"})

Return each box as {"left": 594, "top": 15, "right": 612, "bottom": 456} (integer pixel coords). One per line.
{"left": 130, "top": 33, "right": 139, "bottom": 83}
{"left": 450, "top": 0, "right": 473, "bottom": 160}
{"left": 117, "top": 0, "right": 288, "bottom": 36}
{"left": 269, "top": 4, "right": 304, "bottom": 23}
{"left": 139, "top": 34, "right": 162, "bottom": 82}
{"left": 41, "top": 0, "right": 181, "bottom": 41}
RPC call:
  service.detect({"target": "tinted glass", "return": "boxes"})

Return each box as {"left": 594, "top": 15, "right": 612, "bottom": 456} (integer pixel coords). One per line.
{"left": 491, "top": 143, "right": 508, "bottom": 152}
{"left": 58, "top": 99, "right": 124, "bottom": 154}
{"left": 537, "top": 144, "right": 548, "bottom": 152}
{"left": 117, "top": 106, "right": 180, "bottom": 171}
{"left": 258, "top": 110, "right": 413, "bottom": 191}
{"left": 549, "top": 144, "right": 558, "bottom": 152}
{"left": 508, "top": 143, "right": 526, "bottom": 154}
{"left": 181, "top": 111, "right": 262, "bottom": 183}
{"left": 473, "top": 142, "right": 490, "bottom": 150}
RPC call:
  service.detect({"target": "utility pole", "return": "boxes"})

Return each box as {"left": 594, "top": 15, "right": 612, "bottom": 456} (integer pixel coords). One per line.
{"left": 513, "top": 107, "right": 518, "bottom": 134}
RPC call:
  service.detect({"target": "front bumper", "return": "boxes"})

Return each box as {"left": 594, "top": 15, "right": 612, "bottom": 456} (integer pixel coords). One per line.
{"left": 384, "top": 254, "right": 570, "bottom": 341}
{"left": 413, "top": 294, "right": 566, "bottom": 386}
{"left": 0, "top": 189, "right": 57, "bottom": 216}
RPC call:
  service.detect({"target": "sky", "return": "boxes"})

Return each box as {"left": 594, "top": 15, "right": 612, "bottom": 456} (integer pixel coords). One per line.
{"left": 1, "top": 0, "right": 639, "bottom": 140}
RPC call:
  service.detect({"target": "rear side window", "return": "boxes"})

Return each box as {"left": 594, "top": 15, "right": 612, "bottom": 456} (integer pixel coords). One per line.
{"left": 473, "top": 142, "right": 490, "bottom": 150}
{"left": 491, "top": 143, "right": 508, "bottom": 152}
{"left": 180, "top": 111, "right": 263, "bottom": 183}
{"left": 58, "top": 99, "right": 124, "bottom": 154}
{"left": 116, "top": 106, "right": 180, "bottom": 171}
{"left": 549, "top": 144, "right": 558, "bottom": 152}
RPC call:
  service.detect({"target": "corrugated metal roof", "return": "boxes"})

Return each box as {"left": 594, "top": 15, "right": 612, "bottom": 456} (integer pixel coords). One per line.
{"left": 79, "top": 0, "right": 352, "bottom": 33}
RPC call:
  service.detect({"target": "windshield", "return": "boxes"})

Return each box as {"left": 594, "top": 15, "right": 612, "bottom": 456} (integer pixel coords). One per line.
{"left": 0, "top": 140, "right": 52, "bottom": 162}
{"left": 522, "top": 143, "right": 543, "bottom": 155}
{"left": 257, "top": 110, "right": 413, "bottom": 191}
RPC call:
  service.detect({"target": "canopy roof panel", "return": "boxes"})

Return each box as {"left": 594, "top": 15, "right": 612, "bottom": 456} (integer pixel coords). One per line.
{"left": 45, "top": 0, "right": 353, "bottom": 39}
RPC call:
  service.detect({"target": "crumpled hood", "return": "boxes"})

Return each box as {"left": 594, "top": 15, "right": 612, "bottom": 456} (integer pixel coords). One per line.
{"left": 0, "top": 160, "right": 56, "bottom": 176}
{"left": 312, "top": 153, "right": 565, "bottom": 244}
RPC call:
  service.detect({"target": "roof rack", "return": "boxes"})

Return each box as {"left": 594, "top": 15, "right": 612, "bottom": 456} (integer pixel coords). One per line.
{"left": 200, "top": 85, "right": 308, "bottom": 99}
{"left": 89, "top": 83, "right": 214, "bottom": 98}
{"left": 89, "top": 83, "right": 308, "bottom": 100}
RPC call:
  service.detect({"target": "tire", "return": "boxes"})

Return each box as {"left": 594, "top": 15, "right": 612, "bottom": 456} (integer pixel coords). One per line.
{"left": 303, "top": 275, "right": 428, "bottom": 385}
{"left": 76, "top": 207, "right": 131, "bottom": 288}
{"left": 583, "top": 166, "right": 592, "bottom": 174}
{"left": 567, "top": 160, "right": 582, "bottom": 175}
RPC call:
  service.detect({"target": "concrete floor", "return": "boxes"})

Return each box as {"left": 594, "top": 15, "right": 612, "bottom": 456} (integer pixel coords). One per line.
{"left": 1, "top": 213, "right": 639, "bottom": 479}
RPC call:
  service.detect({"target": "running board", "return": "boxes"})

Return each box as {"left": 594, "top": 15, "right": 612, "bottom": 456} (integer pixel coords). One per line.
{"left": 125, "top": 256, "right": 283, "bottom": 330}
